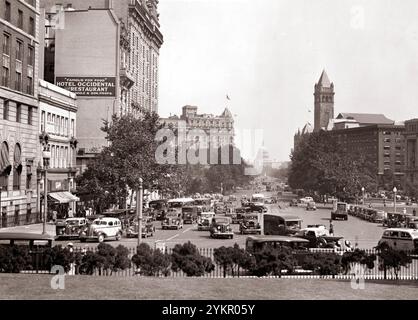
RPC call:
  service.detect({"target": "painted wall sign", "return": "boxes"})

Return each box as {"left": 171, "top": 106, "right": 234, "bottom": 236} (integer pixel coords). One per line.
{"left": 55, "top": 77, "right": 116, "bottom": 97}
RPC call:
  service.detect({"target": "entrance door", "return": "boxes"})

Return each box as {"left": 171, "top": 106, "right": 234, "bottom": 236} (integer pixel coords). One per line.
{"left": 1, "top": 207, "right": 7, "bottom": 228}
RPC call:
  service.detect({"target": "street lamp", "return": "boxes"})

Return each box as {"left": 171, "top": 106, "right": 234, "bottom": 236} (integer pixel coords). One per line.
{"left": 393, "top": 187, "right": 397, "bottom": 213}
{"left": 42, "top": 147, "right": 51, "bottom": 235}
{"left": 136, "top": 178, "right": 143, "bottom": 249}
{"left": 361, "top": 187, "right": 365, "bottom": 205}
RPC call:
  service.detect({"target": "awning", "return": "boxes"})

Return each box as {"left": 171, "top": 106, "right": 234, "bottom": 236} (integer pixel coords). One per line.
{"left": 48, "top": 192, "right": 80, "bottom": 204}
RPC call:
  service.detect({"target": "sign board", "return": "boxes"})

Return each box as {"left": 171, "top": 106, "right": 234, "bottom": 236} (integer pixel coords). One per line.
{"left": 55, "top": 77, "right": 116, "bottom": 97}
{"left": 48, "top": 179, "right": 69, "bottom": 192}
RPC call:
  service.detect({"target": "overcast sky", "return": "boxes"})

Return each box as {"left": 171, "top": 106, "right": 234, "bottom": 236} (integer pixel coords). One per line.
{"left": 157, "top": 0, "right": 418, "bottom": 162}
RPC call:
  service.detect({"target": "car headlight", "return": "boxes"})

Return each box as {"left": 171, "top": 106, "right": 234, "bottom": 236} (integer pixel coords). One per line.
{"left": 217, "top": 226, "right": 221, "bottom": 230}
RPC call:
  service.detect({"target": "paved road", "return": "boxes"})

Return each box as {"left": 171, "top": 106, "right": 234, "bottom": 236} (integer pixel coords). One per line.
{"left": 0, "top": 189, "right": 388, "bottom": 249}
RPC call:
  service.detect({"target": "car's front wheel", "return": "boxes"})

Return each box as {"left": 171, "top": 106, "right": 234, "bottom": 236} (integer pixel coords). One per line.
{"left": 115, "top": 232, "right": 122, "bottom": 241}
{"left": 98, "top": 234, "right": 105, "bottom": 243}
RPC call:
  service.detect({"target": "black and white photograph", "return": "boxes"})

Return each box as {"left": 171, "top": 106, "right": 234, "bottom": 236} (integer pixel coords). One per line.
{"left": 1, "top": 0, "right": 418, "bottom": 306}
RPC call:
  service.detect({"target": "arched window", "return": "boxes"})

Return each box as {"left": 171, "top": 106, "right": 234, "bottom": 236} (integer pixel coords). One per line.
{"left": 13, "top": 144, "right": 22, "bottom": 191}
{"left": 0, "top": 142, "right": 11, "bottom": 189}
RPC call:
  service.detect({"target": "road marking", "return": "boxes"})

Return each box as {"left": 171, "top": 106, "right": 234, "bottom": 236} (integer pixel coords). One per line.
{"left": 182, "top": 226, "right": 194, "bottom": 234}
{"left": 166, "top": 234, "right": 179, "bottom": 241}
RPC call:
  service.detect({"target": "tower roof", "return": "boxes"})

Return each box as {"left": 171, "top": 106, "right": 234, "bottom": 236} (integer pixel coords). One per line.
{"left": 301, "top": 122, "right": 313, "bottom": 135}
{"left": 221, "top": 108, "right": 233, "bottom": 118}
{"left": 317, "top": 70, "right": 332, "bottom": 87}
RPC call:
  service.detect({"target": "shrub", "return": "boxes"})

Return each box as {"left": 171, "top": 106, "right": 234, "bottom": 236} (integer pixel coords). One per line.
{"left": 301, "top": 253, "right": 342, "bottom": 276}
{"left": 171, "top": 242, "right": 214, "bottom": 277}
{"left": 132, "top": 243, "right": 171, "bottom": 276}
{"left": 113, "top": 245, "right": 132, "bottom": 272}
{"left": 0, "top": 245, "right": 32, "bottom": 273}
{"left": 249, "top": 246, "right": 297, "bottom": 277}
{"left": 78, "top": 251, "right": 106, "bottom": 275}
{"left": 376, "top": 242, "right": 412, "bottom": 280}
{"left": 43, "top": 245, "right": 74, "bottom": 273}
{"left": 214, "top": 244, "right": 255, "bottom": 277}
{"left": 341, "top": 249, "right": 376, "bottom": 274}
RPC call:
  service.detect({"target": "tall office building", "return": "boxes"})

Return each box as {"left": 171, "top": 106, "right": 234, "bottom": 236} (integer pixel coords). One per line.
{"left": 0, "top": 0, "right": 40, "bottom": 228}
{"left": 40, "top": 0, "right": 163, "bottom": 170}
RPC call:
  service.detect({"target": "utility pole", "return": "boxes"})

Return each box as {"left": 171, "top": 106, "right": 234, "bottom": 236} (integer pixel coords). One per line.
{"left": 137, "top": 178, "right": 143, "bottom": 249}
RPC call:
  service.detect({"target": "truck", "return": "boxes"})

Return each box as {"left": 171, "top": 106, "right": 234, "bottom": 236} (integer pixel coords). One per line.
{"left": 331, "top": 201, "right": 349, "bottom": 221}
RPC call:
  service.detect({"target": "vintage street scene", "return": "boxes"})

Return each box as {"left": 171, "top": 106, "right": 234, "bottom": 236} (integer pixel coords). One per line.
{"left": 1, "top": 0, "right": 418, "bottom": 302}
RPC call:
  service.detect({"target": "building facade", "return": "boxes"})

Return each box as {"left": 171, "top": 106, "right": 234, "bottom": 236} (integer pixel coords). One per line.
{"left": 40, "top": 0, "right": 163, "bottom": 171}
{"left": 161, "top": 106, "right": 235, "bottom": 150}
{"left": 404, "top": 119, "right": 418, "bottom": 190}
{"left": 37, "top": 79, "right": 78, "bottom": 219}
{"left": 314, "top": 70, "right": 334, "bottom": 132}
{"left": 330, "top": 124, "right": 406, "bottom": 188}
{"left": 0, "top": 0, "right": 40, "bottom": 228}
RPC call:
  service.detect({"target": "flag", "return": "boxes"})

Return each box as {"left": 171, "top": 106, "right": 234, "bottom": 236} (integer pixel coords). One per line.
{"left": 226, "top": 95, "right": 231, "bottom": 101}
{"left": 308, "top": 109, "right": 312, "bottom": 113}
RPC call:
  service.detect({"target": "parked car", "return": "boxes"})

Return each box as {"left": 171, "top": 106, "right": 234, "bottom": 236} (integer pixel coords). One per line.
{"left": 377, "top": 228, "right": 418, "bottom": 252}
{"left": 249, "top": 203, "right": 268, "bottom": 213}
{"left": 182, "top": 206, "right": 200, "bottom": 224}
{"left": 197, "top": 217, "right": 212, "bottom": 231}
{"left": 239, "top": 214, "right": 262, "bottom": 235}
{"left": 79, "top": 217, "right": 123, "bottom": 243}
{"left": 55, "top": 218, "right": 88, "bottom": 240}
{"left": 289, "top": 199, "right": 299, "bottom": 207}
{"left": 331, "top": 202, "right": 349, "bottom": 221}
{"left": 210, "top": 217, "right": 234, "bottom": 239}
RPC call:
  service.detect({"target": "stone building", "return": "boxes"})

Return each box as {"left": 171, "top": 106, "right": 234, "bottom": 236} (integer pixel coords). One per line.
{"left": 404, "top": 119, "right": 418, "bottom": 190}
{"left": 0, "top": 0, "right": 40, "bottom": 228}
{"left": 314, "top": 70, "right": 334, "bottom": 132}
{"left": 160, "top": 106, "right": 235, "bottom": 150}
{"left": 39, "top": 0, "right": 163, "bottom": 171}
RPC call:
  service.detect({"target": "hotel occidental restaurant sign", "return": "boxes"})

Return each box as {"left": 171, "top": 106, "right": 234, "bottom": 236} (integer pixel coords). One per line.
{"left": 55, "top": 77, "right": 116, "bottom": 97}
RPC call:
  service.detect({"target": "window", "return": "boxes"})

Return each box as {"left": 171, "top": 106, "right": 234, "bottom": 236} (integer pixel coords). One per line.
{"left": 26, "top": 165, "right": 31, "bottom": 190}
{"left": 1, "top": 66, "right": 9, "bottom": 87}
{"left": 18, "top": 10, "right": 23, "bottom": 29}
{"left": 65, "top": 118, "right": 68, "bottom": 136}
{"left": 3, "top": 100, "right": 9, "bottom": 120}
{"left": 5, "top": 1, "right": 11, "bottom": 22}
{"left": 29, "top": 17, "right": 35, "bottom": 36}
{"left": 0, "top": 142, "right": 11, "bottom": 189}
{"left": 2, "top": 33, "right": 10, "bottom": 55}
{"left": 41, "top": 111, "right": 45, "bottom": 131}
{"left": 16, "top": 41, "right": 23, "bottom": 61}
{"left": 52, "top": 114, "right": 56, "bottom": 132}
{"left": 28, "top": 106, "right": 33, "bottom": 125}
{"left": 384, "top": 138, "right": 391, "bottom": 143}
{"left": 384, "top": 146, "right": 391, "bottom": 150}
{"left": 28, "top": 46, "right": 34, "bottom": 66}
{"left": 51, "top": 146, "right": 55, "bottom": 168}
{"left": 27, "top": 76, "right": 33, "bottom": 95}
{"left": 14, "top": 205, "right": 19, "bottom": 226}
{"left": 47, "top": 112, "right": 51, "bottom": 123}
{"left": 71, "top": 119, "right": 74, "bottom": 136}
{"left": 12, "top": 144, "right": 22, "bottom": 191}
{"left": 15, "top": 71, "right": 22, "bottom": 91}
{"left": 16, "top": 103, "right": 21, "bottom": 122}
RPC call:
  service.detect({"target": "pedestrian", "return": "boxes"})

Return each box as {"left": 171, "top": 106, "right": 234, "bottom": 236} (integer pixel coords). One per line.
{"left": 403, "top": 208, "right": 407, "bottom": 214}
{"left": 68, "top": 207, "right": 74, "bottom": 218}
{"left": 413, "top": 208, "right": 417, "bottom": 217}
{"left": 329, "top": 220, "right": 334, "bottom": 236}
{"left": 52, "top": 210, "right": 57, "bottom": 223}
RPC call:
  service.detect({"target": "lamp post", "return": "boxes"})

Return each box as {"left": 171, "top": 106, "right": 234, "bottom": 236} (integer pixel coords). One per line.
{"left": 361, "top": 187, "right": 365, "bottom": 205}
{"left": 393, "top": 187, "right": 397, "bottom": 213}
{"left": 42, "top": 147, "right": 51, "bottom": 235}
{"left": 137, "top": 178, "right": 143, "bottom": 249}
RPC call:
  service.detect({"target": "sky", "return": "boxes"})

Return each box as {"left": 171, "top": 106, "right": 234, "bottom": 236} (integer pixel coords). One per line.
{"left": 157, "top": 0, "right": 418, "bottom": 162}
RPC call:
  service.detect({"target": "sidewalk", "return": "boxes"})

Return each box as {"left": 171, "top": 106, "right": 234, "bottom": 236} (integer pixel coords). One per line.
{"left": 0, "top": 223, "right": 56, "bottom": 235}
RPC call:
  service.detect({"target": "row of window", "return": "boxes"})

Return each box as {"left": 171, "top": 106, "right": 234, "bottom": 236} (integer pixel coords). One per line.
{"left": 2, "top": 100, "right": 34, "bottom": 124}
{"left": 2, "top": 33, "right": 35, "bottom": 94}
{"left": 4, "top": 1, "right": 35, "bottom": 36}
{"left": 41, "top": 111, "right": 75, "bottom": 137}
{"left": 49, "top": 144, "right": 70, "bottom": 169}
{"left": 383, "top": 138, "right": 403, "bottom": 143}
{"left": 0, "top": 142, "right": 30, "bottom": 191}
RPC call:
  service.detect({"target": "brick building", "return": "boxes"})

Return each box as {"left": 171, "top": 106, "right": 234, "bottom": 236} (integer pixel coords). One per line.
{"left": 404, "top": 119, "right": 418, "bottom": 190}
{"left": 0, "top": 0, "right": 40, "bottom": 227}
{"left": 40, "top": 0, "right": 163, "bottom": 171}
{"left": 314, "top": 70, "right": 334, "bottom": 132}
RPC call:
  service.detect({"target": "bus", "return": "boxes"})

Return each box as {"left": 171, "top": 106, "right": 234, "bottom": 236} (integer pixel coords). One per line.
{"left": 193, "top": 198, "right": 212, "bottom": 212}
{"left": 263, "top": 214, "right": 302, "bottom": 236}
{"left": 251, "top": 194, "right": 265, "bottom": 204}
{"left": 149, "top": 199, "right": 168, "bottom": 221}
{"left": 167, "top": 198, "right": 195, "bottom": 212}
{"left": 245, "top": 235, "right": 310, "bottom": 253}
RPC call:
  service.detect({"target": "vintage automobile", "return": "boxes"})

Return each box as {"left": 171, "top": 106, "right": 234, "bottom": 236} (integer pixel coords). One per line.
{"left": 289, "top": 199, "right": 299, "bottom": 207}
{"left": 293, "top": 227, "right": 343, "bottom": 249}
{"left": 210, "top": 217, "right": 234, "bottom": 239}
{"left": 126, "top": 217, "right": 156, "bottom": 238}
{"left": 79, "top": 217, "right": 123, "bottom": 243}
{"left": 331, "top": 201, "right": 349, "bottom": 221}
{"left": 55, "top": 218, "right": 88, "bottom": 240}
{"left": 197, "top": 217, "right": 212, "bottom": 231}
{"left": 214, "top": 203, "right": 227, "bottom": 214}
{"left": 239, "top": 214, "right": 262, "bottom": 235}
{"left": 162, "top": 212, "right": 184, "bottom": 230}
{"left": 248, "top": 203, "right": 268, "bottom": 213}
{"left": 306, "top": 201, "right": 317, "bottom": 211}
{"left": 149, "top": 199, "right": 168, "bottom": 221}
{"left": 383, "top": 212, "right": 412, "bottom": 228}
{"left": 182, "top": 206, "right": 200, "bottom": 224}
{"left": 378, "top": 228, "right": 418, "bottom": 252}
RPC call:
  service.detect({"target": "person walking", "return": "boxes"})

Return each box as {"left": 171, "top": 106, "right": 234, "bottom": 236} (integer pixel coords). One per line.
{"left": 403, "top": 207, "right": 407, "bottom": 215}
{"left": 68, "top": 207, "right": 74, "bottom": 218}
{"left": 329, "top": 220, "right": 334, "bottom": 236}
{"left": 413, "top": 208, "right": 417, "bottom": 217}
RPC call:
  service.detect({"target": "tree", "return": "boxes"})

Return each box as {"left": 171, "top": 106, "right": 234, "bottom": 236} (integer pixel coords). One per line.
{"left": 171, "top": 242, "right": 214, "bottom": 277}
{"left": 301, "top": 253, "right": 343, "bottom": 276}
{"left": 376, "top": 242, "right": 412, "bottom": 280}
{"left": 96, "top": 243, "right": 117, "bottom": 275}
{"left": 249, "top": 246, "right": 297, "bottom": 277}
{"left": 113, "top": 245, "right": 132, "bottom": 272}
{"left": 0, "top": 245, "right": 32, "bottom": 273}
{"left": 43, "top": 245, "right": 74, "bottom": 273}
{"left": 131, "top": 243, "right": 171, "bottom": 276}
{"left": 214, "top": 244, "right": 255, "bottom": 277}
